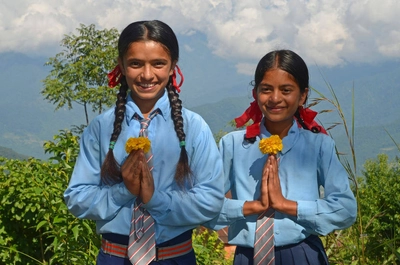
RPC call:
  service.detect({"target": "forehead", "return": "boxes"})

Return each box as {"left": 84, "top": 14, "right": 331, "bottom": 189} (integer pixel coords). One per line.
{"left": 259, "top": 68, "right": 298, "bottom": 86}
{"left": 124, "top": 40, "right": 171, "bottom": 60}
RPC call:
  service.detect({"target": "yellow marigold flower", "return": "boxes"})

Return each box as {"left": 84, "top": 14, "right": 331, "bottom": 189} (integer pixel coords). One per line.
{"left": 259, "top": 135, "right": 283, "bottom": 155}
{"left": 125, "top": 137, "right": 151, "bottom": 154}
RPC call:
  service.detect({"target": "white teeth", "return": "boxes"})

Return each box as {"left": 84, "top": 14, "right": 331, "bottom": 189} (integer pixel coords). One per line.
{"left": 140, "top": 83, "right": 155, "bottom": 88}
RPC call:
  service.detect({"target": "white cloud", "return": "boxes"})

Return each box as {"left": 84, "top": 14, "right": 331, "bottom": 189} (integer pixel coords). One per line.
{"left": 235, "top": 62, "right": 256, "bottom": 76}
{"left": 1, "top": 0, "right": 399, "bottom": 67}
{"left": 183, "top": 44, "right": 194, "bottom": 52}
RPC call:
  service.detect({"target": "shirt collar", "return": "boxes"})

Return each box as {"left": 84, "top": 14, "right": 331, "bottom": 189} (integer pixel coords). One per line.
{"left": 124, "top": 89, "right": 170, "bottom": 125}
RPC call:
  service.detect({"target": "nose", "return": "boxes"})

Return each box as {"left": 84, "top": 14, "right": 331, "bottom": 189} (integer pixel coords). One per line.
{"left": 269, "top": 90, "right": 282, "bottom": 103}
{"left": 141, "top": 64, "right": 154, "bottom": 80}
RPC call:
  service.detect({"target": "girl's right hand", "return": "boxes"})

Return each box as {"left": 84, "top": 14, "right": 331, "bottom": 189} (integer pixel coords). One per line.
{"left": 259, "top": 157, "right": 270, "bottom": 210}
{"left": 121, "top": 150, "right": 143, "bottom": 196}
{"left": 242, "top": 157, "right": 270, "bottom": 216}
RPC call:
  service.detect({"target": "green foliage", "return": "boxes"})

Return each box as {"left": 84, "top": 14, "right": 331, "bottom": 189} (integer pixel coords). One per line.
{"left": 358, "top": 155, "right": 400, "bottom": 264}
{"left": 0, "top": 129, "right": 99, "bottom": 264}
{"left": 193, "top": 227, "right": 233, "bottom": 265}
{"left": 0, "top": 127, "right": 235, "bottom": 264}
{"left": 41, "top": 24, "right": 119, "bottom": 125}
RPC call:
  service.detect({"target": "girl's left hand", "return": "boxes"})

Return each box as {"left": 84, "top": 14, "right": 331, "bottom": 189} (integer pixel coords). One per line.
{"left": 267, "top": 155, "right": 285, "bottom": 210}
{"left": 139, "top": 153, "right": 155, "bottom": 204}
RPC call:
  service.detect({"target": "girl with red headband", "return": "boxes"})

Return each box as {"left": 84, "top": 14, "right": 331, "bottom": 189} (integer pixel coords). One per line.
{"left": 64, "top": 20, "right": 224, "bottom": 265}
{"left": 205, "top": 50, "right": 356, "bottom": 265}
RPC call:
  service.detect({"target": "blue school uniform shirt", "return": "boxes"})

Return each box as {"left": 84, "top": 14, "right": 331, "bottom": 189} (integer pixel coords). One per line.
{"left": 64, "top": 90, "right": 224, "bottom": 244}
{"left": 206, "top": 120, "right": 357, "bottom": 247}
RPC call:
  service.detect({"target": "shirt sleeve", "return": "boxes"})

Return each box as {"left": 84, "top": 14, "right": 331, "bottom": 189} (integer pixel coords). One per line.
{"left": 144, "top": 117, "right": 225, "bottom": 226}
{"left": 63, "top": 118, "right": 135, "bottom": 221}
{"left": 297, "top": 136, "right": 357, "bottom": 235}
{"left": 203, "top": 133, "right": 246, "bottom": 230}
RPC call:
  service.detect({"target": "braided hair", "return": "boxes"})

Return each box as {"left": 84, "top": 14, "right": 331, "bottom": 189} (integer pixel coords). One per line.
{"left": 101, "top": 20, "right": 192, "bottom": 187}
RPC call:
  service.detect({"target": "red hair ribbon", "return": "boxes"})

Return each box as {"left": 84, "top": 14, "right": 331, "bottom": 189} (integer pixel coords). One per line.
{"left": 107, "top": 65, "right": 122, "bottom": 88}
{"left": 234, "top": 90, "right": 263, "bottom": 139}
{"left": 296, "top": 106, "right": 328, "bottom": 135}
{"left": 172, "top": 65, "right": 184, "bottom": 93}
{"left": 235, "top": 90, "right": 327, "bottom": 138}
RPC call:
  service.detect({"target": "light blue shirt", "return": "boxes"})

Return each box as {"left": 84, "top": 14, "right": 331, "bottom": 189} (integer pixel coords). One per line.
{"left": 64, "top": 91, "right": 224, "bottom": 244}
{"left": 205, "top": 120, "right": 357, "bottom": 247}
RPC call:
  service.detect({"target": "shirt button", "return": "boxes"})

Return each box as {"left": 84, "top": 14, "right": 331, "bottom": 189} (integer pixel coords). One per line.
{"left": 275, "top": 230, "right": 280, "bottom": 234}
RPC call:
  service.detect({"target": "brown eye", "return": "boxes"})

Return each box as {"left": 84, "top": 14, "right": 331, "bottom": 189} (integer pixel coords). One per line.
{"left": 129, "top": 61, "right": 141, "bottom": 68}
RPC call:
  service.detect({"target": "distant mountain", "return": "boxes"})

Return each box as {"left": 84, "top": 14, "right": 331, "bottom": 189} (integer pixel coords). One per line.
{"left": 0, "top": 52, "right": 90, "bottom": 159}
{"left": 0, "top": 51, "right": 399, "bottom": 168}
{"left": 0, "top": 146, "right": 29, "bottom": 160}
{"left": 190, "top": 96, "right": 400, "bottom": 170}
{"left": 332, "top": 118, "right": 400, "bottom": 171}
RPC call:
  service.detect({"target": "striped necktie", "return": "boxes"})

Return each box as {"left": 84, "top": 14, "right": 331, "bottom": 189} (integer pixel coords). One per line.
{"left": 254, "top": 208, "right": 275, "bottom": 265}
{"left": 128, "top": 110, "right": 159, "bottom": 265}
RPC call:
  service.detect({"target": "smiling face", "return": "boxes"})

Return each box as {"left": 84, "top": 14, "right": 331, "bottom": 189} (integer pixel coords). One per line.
{"left": 256, "top": 68, "right": 308, "bottom": 137}
{"left": 119, "top": 40, "right": 175, "bottom": 115}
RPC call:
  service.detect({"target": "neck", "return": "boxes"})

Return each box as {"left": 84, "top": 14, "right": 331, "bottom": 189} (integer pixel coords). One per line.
{"left": 264, "top": 120, "right": 293, "bottom": 139}
{"left": 130, "top": 93, "right": 158, "bottom": 119}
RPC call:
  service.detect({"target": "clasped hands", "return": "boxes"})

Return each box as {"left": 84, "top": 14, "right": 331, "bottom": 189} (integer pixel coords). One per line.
{"left": 121, "top": 149, "right": 154, "bottom": 204}
{"left": 258, "top": 155, "right": 284, "bottom": 212}
{"left": 243, "top": 155, "right": 296, "bottom": 216}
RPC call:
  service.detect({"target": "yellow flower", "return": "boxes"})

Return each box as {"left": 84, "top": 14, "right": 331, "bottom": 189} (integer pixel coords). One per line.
{"left": 125, "top": 137, "right": 151, "bottom": 154}
{"left": 259, "top": 135, "right": 283, "bottom": 155}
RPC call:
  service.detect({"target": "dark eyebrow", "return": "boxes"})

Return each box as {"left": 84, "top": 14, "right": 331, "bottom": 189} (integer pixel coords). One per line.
{"left": 279, "top": 84, "right": 295, "bottom": 88}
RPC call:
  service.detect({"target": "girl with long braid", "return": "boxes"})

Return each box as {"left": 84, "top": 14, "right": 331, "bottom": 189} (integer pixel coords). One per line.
{"left": 64, "top": 20, "right": 224, "bottom": 265}
{"left": 205, "top": 50, "right": 356, "bottom": 265}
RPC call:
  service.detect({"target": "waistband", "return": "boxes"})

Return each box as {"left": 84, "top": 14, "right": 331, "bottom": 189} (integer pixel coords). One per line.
{"left": 236, "top": 234, "right": 322, "bottom": 252}
{"left": 101, "top": 231, "right": 193, "bottom": 261}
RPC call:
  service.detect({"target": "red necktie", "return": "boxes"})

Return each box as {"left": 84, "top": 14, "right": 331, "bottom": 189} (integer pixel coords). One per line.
{"left": 254, "top": 208, "right": 275, "bottom": 265}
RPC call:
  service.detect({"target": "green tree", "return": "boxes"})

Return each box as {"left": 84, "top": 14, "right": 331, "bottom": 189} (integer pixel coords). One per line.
{"left": 42, "top": 24, "right": 119, "bottom": 125}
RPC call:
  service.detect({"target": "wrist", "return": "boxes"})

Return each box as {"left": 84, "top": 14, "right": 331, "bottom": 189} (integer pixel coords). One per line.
{"left": 243, "top": 200, "right": 267, "bottom": 216}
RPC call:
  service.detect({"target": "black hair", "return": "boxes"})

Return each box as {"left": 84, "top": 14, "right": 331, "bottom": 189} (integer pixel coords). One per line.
{"left": 101, "top": 20, "right": 191, "bottom": 187}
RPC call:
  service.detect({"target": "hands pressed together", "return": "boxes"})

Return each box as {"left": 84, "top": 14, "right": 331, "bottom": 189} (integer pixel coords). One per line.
{"left": 243, "top": 155, "right": 297, "bottom": 217}
{"left": 120, "top": 150, "right": 154, "bottom": 204}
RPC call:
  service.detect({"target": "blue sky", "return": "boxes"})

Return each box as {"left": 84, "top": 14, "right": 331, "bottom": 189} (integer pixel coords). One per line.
{"left": 1, "top": 0, "right": 400, "bottom": 107}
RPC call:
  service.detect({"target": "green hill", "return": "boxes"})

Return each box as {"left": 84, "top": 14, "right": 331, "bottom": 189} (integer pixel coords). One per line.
{"left": 0, "top": 146, "right": 29, "bottom": 160}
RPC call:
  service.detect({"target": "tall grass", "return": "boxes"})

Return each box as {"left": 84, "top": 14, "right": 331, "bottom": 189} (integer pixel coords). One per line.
{"left": 311, "top": 79, "right": 366, "bottom": 264}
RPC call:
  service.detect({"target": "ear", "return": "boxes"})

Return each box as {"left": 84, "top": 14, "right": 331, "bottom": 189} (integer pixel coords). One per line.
{"left": 252, "top": 87, "right": 257, "bottom": 100}
{"left": 118, "top": 58, "right": 126, "bottom": 76}
{"left": 299, "top": 87, "right": 309, "bottom": 106}
{"left": 169, "top": 60, "right": 177, "bottom": 76}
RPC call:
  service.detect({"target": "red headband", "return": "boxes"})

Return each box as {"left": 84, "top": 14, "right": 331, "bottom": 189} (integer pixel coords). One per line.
{"left": 106, "top": 65, "right": 184, "bottom": 93}
{"left": 234, "top": 90, "right": 327, "bottom": 138}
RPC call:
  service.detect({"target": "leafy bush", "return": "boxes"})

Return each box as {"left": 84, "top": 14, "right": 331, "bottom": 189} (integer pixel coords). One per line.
{"left": 358, "top": 155, "right": 400, "bottom": 264}
{"left": 0, "top": 129, "right": 233, "bottom": 264}
{"left": 0, "top": 130, "right": 99, "bottom": 264}
{"left": 193, "top": 227, "right": 233, "bottom": 265}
